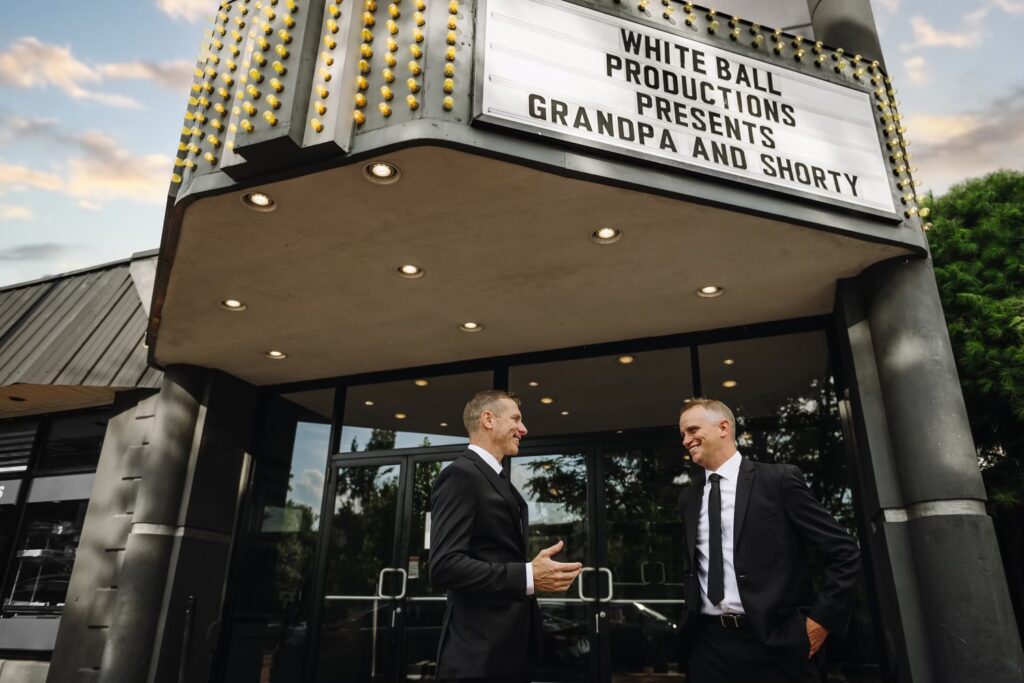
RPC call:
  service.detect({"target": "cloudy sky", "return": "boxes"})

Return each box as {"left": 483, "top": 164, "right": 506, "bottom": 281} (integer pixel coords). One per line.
{"left": 0, "top": 0, "right": 1022, "bottom": 287}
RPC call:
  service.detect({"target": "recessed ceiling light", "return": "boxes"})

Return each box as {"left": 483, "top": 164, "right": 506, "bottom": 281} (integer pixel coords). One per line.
{"left": 440, "top": 421, "right": 448, "bottom": 427}
{"left": 459, "top": 322, "right": 483, "bottom": 332}
{"left": 527, "top": 381, "right": 539, "bottom": 387}
{"left": 540, "top": 397, "right": 555, "bottom": 404}
{"left": 722, "top": 380, "right": 738, "bottom": 388}
{"left": 364, "top": 161, "right": 401, "bottom": 184}
{"left": 560, "top": 410, "right": 570, "bottom": 416}
{"left": 723, "top": 359, "right": 735, "bottom": 365}
{"left": 697, "top": 285, "right": 724, "bottom": 298}
{"left": 394, "top": 412, "right": 407, "bottom": 419}
{"left": 364, "top": 400, "right": 375, "bottom": 406}
{"left": 220, "top": 299, "right": 247, "bottom": 311}
{"left": 241, "top": 192, "right": 276, "bottom": 212}
{"left": 616, "top": 429, "right": 623, "bottom": 434}
{"left": 413, "top": 379, "right": 429, "bottom": 387}
{"left": 266, "top": 350, "right": 287, "bottom": 359}
{"left": 397, "top": 264, "right": 424, "bottom": 279}
{"left": 591, "top": 227, "right": 622, "bottom": 244}
{"left": 617, "top": 355, "right": 636, "bottom": 365}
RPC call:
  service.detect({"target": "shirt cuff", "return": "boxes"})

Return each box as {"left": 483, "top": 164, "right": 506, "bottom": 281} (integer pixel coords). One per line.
{"left": 526, "top": 562, "right": 534, "bottom": 596}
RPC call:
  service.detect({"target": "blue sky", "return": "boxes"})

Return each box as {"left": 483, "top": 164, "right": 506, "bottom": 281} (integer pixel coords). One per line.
{"left": 0, "top": 0, "right": 1022, "bottom": 287}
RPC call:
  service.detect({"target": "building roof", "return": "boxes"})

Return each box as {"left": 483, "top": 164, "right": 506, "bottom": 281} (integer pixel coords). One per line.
{"left": 0, "top": 251, "right": 162, "bottom": 417}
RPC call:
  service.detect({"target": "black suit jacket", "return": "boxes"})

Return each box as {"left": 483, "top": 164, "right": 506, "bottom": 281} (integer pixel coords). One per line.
{"left": 678, "top": 457, "right": 860, "bottom": 676}
{"left": 429, "top": 449, "right": 542, "bottom": 679}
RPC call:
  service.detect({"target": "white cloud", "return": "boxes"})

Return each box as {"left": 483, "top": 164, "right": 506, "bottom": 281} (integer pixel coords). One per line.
{"left": 0, "top": 37, "right": 193, "bottom": 109}
{"left": 0, "top": 120, "right": 172, "bottom": 208}
{"left": 991, "top": 0, "right": 1024, "bottom": 13}
{"left": 903, "top": 56, "right": 930, "bottom": 84}
{"left": 98, "top": 60, "right": 194, "bottom": 92}
{"left": 908, "top": 88, "right": 1024, "bottom": 194}
{"left": 76, "top": 200, "right": 103, "bottom": 212}
{"left": 0, "top": 163, "right": 63, "bottom": 193}
{"left": 0, "top": 204, "right": 34, "bottom": 221}
{"left": 902, "top": 11, "right": 986, "bottom": 50}
{"left": 155, "top": 0, "right": 212, "bottom": 23}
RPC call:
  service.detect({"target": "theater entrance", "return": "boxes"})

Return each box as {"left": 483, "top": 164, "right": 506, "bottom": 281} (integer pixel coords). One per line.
{"left": 311, "top": 432, "right": 690, "bottom": 683}
{"left": 218, "top": 326, "right": 879, "bottom": 682}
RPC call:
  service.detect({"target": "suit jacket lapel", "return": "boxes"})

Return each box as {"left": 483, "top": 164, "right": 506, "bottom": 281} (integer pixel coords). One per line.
{"left": 733, "top": 456, "right": 755, "bottom": 554}
{"left": 466, "top": 451, "right": 525, "bottom": 549}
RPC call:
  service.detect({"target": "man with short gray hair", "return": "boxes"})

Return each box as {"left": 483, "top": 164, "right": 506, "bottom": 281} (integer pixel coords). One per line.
{"left": 430, "top": 390, "right": 582, "bottom": 683}
{"left": 677, "top": 398, "right": 860, "bottom": 682}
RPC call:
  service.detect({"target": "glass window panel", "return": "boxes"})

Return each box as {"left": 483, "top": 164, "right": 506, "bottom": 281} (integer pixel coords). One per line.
{"left": 36, "top": 409, "right": 109, "bottom": 473}
{"left": 340, "top": 372, "right": 490, "bottom": 452}
{"left": 510, "top": 348, "right": 693, "bottom": 437}
{"left": 222, "top": 389, "right": 333, "bottom": 683}
{"left": 2, "top": 499, "right": 88, "bottom": 615}
{"left": 698, "top": 331, "right": 882, "bottom": 680}
{"left": 0, "top": 420, "right": 38, "bottom": 474}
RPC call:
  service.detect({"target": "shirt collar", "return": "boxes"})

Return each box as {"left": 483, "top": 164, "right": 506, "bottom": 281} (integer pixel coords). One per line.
{"left": 468, "top": 444, "right": 503, "bottom": 474}
{"left": 706, "top": 450, "right": 742, "bottom": 481}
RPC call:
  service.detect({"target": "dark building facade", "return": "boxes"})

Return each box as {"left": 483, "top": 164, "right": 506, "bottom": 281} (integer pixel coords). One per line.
{"left": 0, "top": 1, "right": 1021, "bottom": 682}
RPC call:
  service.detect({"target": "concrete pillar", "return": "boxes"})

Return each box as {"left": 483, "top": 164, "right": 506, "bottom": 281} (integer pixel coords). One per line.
{"left": 91, "top": 367, "right": 256, "bottom": 683}
{"left": 806, "top": 0, "right": 885, "bottom": 66}
{"left": 836, "top": 257, "right": 1024, "bottom": 682}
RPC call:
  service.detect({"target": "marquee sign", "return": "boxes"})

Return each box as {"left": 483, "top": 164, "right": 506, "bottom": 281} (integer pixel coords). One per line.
{"left": 477, "top": 0, "right": 897, "bottom": 215}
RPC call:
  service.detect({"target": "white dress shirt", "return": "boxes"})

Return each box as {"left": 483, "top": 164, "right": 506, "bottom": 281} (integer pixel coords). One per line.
{"left": 696, "top": 451, "right": 745, "bottom": 615}
{"left": 467, "top": 444, "right": 534, "bottom": 595}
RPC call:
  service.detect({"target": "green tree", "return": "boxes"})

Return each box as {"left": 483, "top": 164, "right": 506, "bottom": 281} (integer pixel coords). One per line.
{"left": 923, "top": 170, "right": 1024, "bottom": 507}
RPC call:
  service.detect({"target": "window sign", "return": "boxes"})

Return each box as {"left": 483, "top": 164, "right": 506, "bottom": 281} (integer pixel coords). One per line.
{"left": 478, "top": 0, "right": 897, "bottom": 214}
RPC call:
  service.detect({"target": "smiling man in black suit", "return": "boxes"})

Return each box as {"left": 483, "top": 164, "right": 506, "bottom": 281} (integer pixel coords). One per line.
{"left": 677, "top": 398, "right": 860, "bottom": 683}
{"left": 430, "top": 390, "right": 583, "bottom": 683}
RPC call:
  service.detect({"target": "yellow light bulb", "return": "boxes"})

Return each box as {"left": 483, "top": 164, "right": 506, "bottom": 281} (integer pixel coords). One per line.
{"left": 406, "top": 78, "right": 420, "bottom": 93}
{"left": 263, "top": 111, "right": 278, "bottom": 125}
{"left": 317, "top": 84, "right": 329, "bottom": 98}
{"left": 383, "top": 68, "right": 395, "bottom": 83}
{"left": 315, "top": 101, "right": 328, "bottom": 114}
{"left": 381, "top": 85, "right": 393, "bottom": 100}
{"left": 408, "top": 61, "right": 422, "bottom": 75}
{"left": 407, "top": 94, "right": 419, "bottom": 110}
{"left": 443, "top": 78, "right": 454, "bottom": 93}
{"left": 267, "top": 95, "right": 281, "bottom": 109}
{"left": 311, "top": 118, "right": 325, "bottom": 132}
{"left": 379, "top": 102, "right": 392, "bottom": 116}
{"left": 443, "top": 95, "right": 454, "bottom": 110}
{"left": 354, "top": 110, "right": 366, "bottom": 124}
{"left": 324, "top": 35, "right": 337, "bottom": 49}
{"left": 355, "top": 93, "right": 367, "bottom": 107}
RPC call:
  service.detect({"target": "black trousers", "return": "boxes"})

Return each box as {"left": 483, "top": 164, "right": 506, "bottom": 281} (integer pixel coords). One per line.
{"left": 687, "top": 617, "right": 825, "bottom": 683}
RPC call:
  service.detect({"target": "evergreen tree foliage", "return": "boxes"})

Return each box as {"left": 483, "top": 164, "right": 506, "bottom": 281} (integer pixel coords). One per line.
{"left": 924, "top": 170, "right": 1024, "bottom": 506}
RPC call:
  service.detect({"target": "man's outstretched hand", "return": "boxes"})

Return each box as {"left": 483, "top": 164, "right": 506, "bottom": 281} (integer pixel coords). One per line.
{"left": 532, "top": 540, "right": 583, "bottom": 593}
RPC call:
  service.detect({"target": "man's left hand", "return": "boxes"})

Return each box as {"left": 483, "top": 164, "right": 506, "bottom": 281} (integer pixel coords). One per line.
{"left": 806, "top": 617, "right": 829, "bottom": 658}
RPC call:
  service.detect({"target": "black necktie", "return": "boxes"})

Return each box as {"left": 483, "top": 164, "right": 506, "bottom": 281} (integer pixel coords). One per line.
{"left": 707, "top": 473, "right": 724, "bottom": 606}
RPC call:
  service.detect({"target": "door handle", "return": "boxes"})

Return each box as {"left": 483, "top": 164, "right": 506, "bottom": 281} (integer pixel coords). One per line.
{"left": 599, "top": 567, "right": 614, "bottom": 601}
{"left": 577, "top": 566, "right": 598, "bottom": 602}
{"left": 377, "top": 567, "right": 408, "bottom": 599}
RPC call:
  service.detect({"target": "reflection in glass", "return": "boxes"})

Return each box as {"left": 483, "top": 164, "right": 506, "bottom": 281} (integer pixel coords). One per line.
{"left": 603, "top": 445, "right": 688, "bottom": 681}
{"left": 400, "top": 459, "right": 454, "bottom": 681}
{"left": 510, "top": 348, "right": 692, "bottom": 437}
{"left": 317, "top": 463, "right": 401, "bottom": 683}
{"left": 512, "top": 453, "right": 591, "bottom": 683}
{"left": 341, "top": 373, "right": 489, "bottom": 453}
{"left": 2, "top": 500, "right": 87, "bottom": 615}
{"left": 222, "top": 390, "right": 332, "bottom": 683}
{"left": 37, "top": 409, "right": 109, "bottom": 472}
{"left": 699, "top": 331, "right": 881, "bottom": 681}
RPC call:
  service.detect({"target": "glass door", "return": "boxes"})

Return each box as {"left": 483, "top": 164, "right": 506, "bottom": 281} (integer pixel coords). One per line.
{"left": 510, "top": 447, "right": 600, "bottom": 683}
{"left": 311, "top": 436, "right": 690, "bottom": 683}
{"left": 596, "top": 439, "right": 691, "bottom": 683}
{"left": 314, "top": 456, "right": 406, "bottom": 683}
